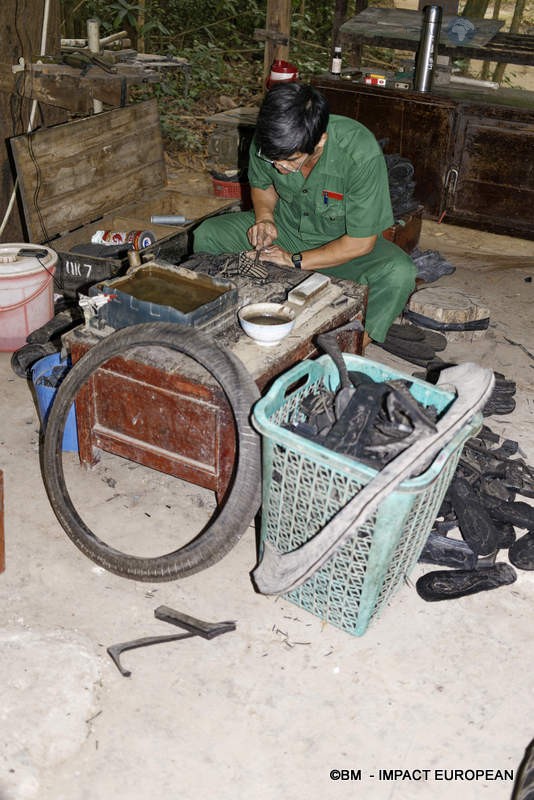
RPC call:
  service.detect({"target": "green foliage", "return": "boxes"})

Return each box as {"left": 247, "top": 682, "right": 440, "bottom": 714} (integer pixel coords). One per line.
{"left": 59, "top": 0, "right": 340, "bottom": 159}
{"left": 107, "top": 0, "right": 143, "bottom": 30}
{"left": 146, "top": 0, "right": 265, "bottom": 51}
{"left": 131, "top": 35, "right": 264, "bottom": 155}
{"left": 290, "top": 8, "right": 333, "bottom": 78}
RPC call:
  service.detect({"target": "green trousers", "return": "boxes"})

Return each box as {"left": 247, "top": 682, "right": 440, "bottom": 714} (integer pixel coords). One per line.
{"left": 193, "top": 210, "right": 416, "bottom": 342}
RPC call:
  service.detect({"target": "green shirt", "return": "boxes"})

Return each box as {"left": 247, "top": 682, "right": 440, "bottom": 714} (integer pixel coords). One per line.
{"left": 247, "top": 114, "right": 394, "bottom": 248}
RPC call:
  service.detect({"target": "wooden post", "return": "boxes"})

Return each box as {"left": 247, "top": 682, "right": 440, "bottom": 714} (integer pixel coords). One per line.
{"left": 493, "top": 0, "right": 527, "bottom": 84}
{"left": 340, "top": 0, "right": 369, "bottom": 68}
{"left": 262, "top": 0, "right": 291, "bottom": 84}
{"left": 0, "top": 0, "right": 64, "bottom": 241}
{"left": 332, "top": 0, "right": 348, "bottom": 53}
{"left": 138, "top": 0, "right": 146, "bottom": 54}
{"left": 87, "top": 18, "right": 103, "bottom": 113}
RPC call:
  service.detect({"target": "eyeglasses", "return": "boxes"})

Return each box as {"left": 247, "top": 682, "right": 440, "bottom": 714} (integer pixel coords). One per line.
{"left": 256, "top": 149, "right": 309, "bottom": 173}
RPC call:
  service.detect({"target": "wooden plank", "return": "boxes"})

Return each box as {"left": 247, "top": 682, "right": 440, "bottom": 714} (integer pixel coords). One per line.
{"left": 1, "top": 61, "right": 171, "bottom": 112}
{"left": 341, "top": 31, "right": 534, "bottom": 66}
{"left": 10, "top": 100, "right": 166, "bottom": 242}
{"left": 340, "top": 10, "right": 534, "bottom": 65}
{"left": 443, "top": 33, "right": 534, "bottom": 66}
{"left": 28, "top": 65, "right": 135, "bottom": 109}
{"left": 21, "top": 70, "right": 94, "bottom": 112}
{"left": 92, "top": 371, "right": 221, "bottom": 467}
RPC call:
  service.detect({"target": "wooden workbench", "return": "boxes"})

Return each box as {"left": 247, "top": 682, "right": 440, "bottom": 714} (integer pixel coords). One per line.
{"left": 65, "top": 267, "right": 367, "bottom": 501}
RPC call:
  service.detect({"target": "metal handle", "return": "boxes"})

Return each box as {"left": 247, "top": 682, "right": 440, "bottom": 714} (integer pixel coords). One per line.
{"left": 445, "top": 166, "right": 459, "bottom": 195}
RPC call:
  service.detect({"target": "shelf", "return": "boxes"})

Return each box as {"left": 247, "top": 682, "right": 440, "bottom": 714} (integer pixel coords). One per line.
{"left": 340, "top": 9, "right": 534, "bottom": 66}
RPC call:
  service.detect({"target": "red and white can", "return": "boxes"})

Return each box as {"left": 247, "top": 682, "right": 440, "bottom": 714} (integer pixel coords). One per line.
{"left": 91, "top": 230, "right": 156, "bottom": 250}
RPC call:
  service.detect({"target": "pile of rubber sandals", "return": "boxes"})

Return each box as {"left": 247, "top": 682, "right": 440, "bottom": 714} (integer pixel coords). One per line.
{"left": 375, "top": 322, "right": 533, "bottom": 602}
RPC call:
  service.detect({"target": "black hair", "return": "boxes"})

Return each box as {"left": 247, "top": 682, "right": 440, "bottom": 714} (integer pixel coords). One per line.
{"left": 255, "top": 83, "right": 330, "bottom": 159}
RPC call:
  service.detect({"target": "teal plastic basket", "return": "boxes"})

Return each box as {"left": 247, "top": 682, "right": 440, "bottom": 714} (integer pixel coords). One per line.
{"left": 252, "top": 354, "right": 481, "bottom": 636}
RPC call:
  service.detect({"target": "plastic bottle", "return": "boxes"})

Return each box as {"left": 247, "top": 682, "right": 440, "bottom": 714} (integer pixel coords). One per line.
{"left": 413, "top": 5, "right": 442, "bottom": 92}
{"left": 331, "top": 46, "right": 342, "bottom": 76}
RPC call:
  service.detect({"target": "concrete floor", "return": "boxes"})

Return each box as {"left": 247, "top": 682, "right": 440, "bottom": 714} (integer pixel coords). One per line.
{"left": 1, "top": 220, "right": 533, "bottom": 800}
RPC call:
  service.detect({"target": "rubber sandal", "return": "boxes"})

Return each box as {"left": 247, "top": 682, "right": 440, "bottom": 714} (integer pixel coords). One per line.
{"left": 508, "top": 531, "right": 534, "bottom": 571}
{"left": 386, "top": 323, "right": 425, "bottom": 342}
{"left": 10, "top": 341, "right": 60, "bottom": 378}
{"left": 419, "top": 531, "right": 477, "bottom": 570}
{"left": 416, "top": 359, "right": 457, "bottom": 383}
{"left": 381, "top": 325, "right": 438, "bottom": 353}
{"left": 483, "top": 395, "right": 516, "bottom": 417}
{"left": 377, "top": 337, "right": 437, "bottom": 366}
{"left": 410, "top": 248, "right": 456, "bottom": 283}
{"left": 448, "top": 477, "right": 499, "bottom": 556}
{"left": 493, "top": 521, "right": 517, "bottom": 549}
{"left": 416, "top": 563, "right": 517, "bottom": 602}
{"left": 483, "top": 495, "right": 534, "bottom": 530}
{"left": 26, "top": 309, "right": 82, "bottom": 345}
{"left": 478, "top": 476, "right": 515, "bottom": 503}
{"left": 388, "top": 323, "right": 447, "bottom": 353}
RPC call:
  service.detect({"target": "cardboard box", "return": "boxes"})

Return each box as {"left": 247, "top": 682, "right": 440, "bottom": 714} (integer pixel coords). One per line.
{"left": 10, "top": 100, "right": 237, "bottom": 298}
{"left": 364, "top": 73, "right": 387, "bottom": 87}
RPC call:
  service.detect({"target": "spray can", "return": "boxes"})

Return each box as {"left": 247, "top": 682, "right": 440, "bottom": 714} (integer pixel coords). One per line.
{"left": 91, "top": 230, "right": 156, "bottom": 249}
{"left": 331, "top": 46, "right": 342, "bottom": 76}
{"left": 413, "top": 5, "right": 442, "bottom": 92}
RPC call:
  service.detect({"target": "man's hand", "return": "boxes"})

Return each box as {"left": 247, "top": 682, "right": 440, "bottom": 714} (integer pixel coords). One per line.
{"left": 257, "top": 244, "right": 294, "bottom": 268}
{"left": 247, "top": 219, "right": 278, "bottom": 249}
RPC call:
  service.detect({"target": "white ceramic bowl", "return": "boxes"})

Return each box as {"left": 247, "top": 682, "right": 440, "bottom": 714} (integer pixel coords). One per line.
{"left": 238, "top": 302, "right": 296, "bottom": 346}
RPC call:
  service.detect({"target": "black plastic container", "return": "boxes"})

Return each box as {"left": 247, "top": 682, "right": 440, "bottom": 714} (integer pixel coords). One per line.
{"left": 89, "top": 263, "right": 238, "bottom": 332}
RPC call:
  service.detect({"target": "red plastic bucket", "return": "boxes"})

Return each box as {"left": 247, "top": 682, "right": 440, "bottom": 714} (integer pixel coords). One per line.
{"left": 0, "top": 244, "right": 57, "bottom": 352}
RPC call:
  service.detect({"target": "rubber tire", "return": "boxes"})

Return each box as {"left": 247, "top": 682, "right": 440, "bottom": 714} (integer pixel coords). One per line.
{"left": 42, "top": 322, "right": 261, "bottom": 581}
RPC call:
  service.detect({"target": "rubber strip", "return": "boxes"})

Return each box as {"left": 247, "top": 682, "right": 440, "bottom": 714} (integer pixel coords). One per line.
{"left": 404, "top": 309, "right": 490, "bottom": 332}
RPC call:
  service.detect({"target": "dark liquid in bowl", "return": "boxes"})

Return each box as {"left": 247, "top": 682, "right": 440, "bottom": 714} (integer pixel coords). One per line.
{"left": 245, "top": 314, "right": 289, "bottom": 326}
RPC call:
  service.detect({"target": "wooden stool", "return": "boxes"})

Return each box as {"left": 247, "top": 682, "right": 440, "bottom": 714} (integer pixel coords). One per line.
{"left": 407, "top": 286, "right": 490, "bottom": 342}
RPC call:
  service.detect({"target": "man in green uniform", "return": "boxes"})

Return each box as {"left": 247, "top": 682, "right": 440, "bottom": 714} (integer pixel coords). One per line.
{"left": 193, "top": 82, "right": 416, "bottom": 347}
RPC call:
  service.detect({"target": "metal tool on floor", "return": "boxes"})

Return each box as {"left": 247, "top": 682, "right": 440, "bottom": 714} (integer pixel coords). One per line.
{"left": 107, "top": 606, "right": 236, "bottom": 677}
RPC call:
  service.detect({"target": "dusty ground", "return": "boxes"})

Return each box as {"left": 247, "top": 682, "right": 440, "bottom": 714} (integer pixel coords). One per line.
{"left": 0, "top": 219, "right": 533, "bottom": 800}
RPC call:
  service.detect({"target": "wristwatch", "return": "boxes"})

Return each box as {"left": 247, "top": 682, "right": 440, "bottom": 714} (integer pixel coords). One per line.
{"left": 291, "top": 252, "right": 303, "bottom": 269}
